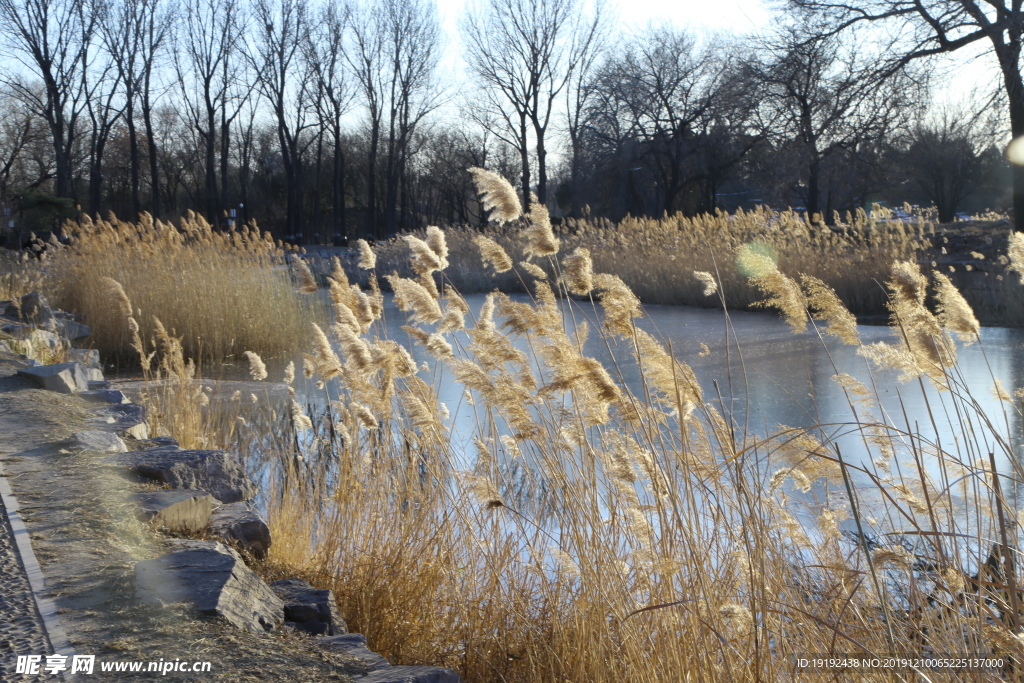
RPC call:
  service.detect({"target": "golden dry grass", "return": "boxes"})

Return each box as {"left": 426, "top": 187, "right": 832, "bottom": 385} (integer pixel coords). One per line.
{"left": 43, "top": 211, "right": 325, "bottom": 365}
{"left": 243, "top": 192, "right": 1024, "bottom": 681}
{"left": 372, "top": 205, "right": 933, "bottom": 318}
{"left": 85, "top": 194, "right": 1024, "bottom": 681}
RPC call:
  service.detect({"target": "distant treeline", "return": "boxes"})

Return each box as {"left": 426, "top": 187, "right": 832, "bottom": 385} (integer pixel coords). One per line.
{"left": 0, "top": 0, "right": 1014, "bottom": 241}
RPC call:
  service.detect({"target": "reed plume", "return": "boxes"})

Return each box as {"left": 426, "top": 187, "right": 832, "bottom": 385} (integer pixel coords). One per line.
{"left": 693, "top": 271, "right": 717, "bottom": 296}
{"left": 243, "top": 351, "right": 268, "bottom": 381}
{"left": 562, "top": 247, "right": 593, "bottom": 295}
{"left": 468, "top": 167, "right": 522, "bottom": 223}
{"left": 356, "top": 239, "right": 377, "bottom": 269}
{"left": 524, "top": 203, "right": 560, "bottom": 258}
{"left": 473, "top": 236, "right": 513, "bottom": 273}
{"left": 293, "top": 257, "right": 319, "bottom": 293}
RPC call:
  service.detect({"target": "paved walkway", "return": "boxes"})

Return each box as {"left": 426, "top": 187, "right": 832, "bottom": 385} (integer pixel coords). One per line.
{"left": 0, "top": 490, "right": 54, "bottom": 679}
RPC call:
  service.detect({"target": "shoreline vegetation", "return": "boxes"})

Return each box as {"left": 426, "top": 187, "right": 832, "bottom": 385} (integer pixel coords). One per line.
{"left": 5, "top": 184, "right": 1024, "bottom": 679}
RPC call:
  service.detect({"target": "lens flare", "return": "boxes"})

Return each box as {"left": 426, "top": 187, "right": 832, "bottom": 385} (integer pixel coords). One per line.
{"left": 1007, "top": 136, "right": 1024, "bottom": 165}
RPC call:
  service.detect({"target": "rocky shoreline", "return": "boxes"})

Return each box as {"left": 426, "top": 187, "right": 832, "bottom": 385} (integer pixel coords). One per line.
{"left": 0, "top": 293, "right": 462, "bottom": 682}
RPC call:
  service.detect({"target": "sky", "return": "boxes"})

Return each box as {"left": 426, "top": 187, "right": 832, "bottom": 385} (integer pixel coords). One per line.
{"left": 433, "top": 0, "right": 1004, "bottom": 121}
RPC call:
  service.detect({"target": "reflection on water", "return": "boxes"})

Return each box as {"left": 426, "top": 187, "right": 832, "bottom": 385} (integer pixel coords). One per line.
{"left": 195, "top": 292, "right": 1024, "bottom": 516}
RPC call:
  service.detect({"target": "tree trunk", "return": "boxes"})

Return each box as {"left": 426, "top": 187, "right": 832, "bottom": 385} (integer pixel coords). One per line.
{"left": 333, "top": 132, "right": 346, "bottom": 244}
{"left": 1003, "top": 63, "right": 1024, "bottom": 232}
{"left": 204, "top": 107, "right": 218, "bottom": 227}
{"left": 220, "top": 117, "right": 230, "bottom": 225}
{"left": 519, "top": 111, "right": 530, "bottom": 212}
{"left": 807, "top": 156, "right": 821, "bottom": 219}
{"left": 127, "top": 97, "right": 141, "bottom": 220}
{"left": 142, "top": 86, "right": 160, "bottom": 217}
{"left": 367, "top": 118, "right": 380, "bottom": 239}
{"left": 535, "top": 124, "right": 547, "bottom": 206}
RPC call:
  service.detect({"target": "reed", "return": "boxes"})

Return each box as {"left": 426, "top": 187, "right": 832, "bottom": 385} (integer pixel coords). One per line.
{"left": 241, "top": 179, "right": 1024, "bottom": 681}
{"left": 45, "top": 211, "right": 324, "bottom": 365}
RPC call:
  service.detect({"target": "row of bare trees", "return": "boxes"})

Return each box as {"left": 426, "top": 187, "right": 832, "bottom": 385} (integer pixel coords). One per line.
{"left": 0, "top": 0, "right": 1014, "bottom": 240}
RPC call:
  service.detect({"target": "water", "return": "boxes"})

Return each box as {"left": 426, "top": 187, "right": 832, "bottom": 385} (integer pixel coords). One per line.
{"left": 157, "top": 292, "right": 1024, "bottom": 525}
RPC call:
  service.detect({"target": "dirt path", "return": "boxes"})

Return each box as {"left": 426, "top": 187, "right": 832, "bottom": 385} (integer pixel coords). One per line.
{"left": 0, "top": 351, "right": 370, "bottom": 682}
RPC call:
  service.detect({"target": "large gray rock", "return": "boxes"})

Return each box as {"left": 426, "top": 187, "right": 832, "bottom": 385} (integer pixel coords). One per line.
{"left": 139, "top": 436, "right": 180, "bottom": 449}
{"left": 209, "top": 503, "right": 272, "bottom": 559}
{"left": 91, "top": 402, "right": 149, "bottom": 439}
{"left": 134, "top": 490, "right": 215, "bottom": 532}
{"left": 359, "top": 666, "right": 463, "bottom": 683}
{"left": 53, "top": 318, "right": 90, "bottom": 341}
{"left": 86, "top": 367, "right": 104, "bottom": 382}
{"left": 121, "top": 447, "right": 255, "bottom": 503}
{"left": 79, "top": 389, "right": 129, "bottom": 404}
{"left": 320, "top": 634, "right": 389, "bottom": 670}
{"left": 17, "top": 362, "right": 88, "bottom": 393}
{"left": 135, "top": 540, "right": 284, "bottom": 633}
{"left": 5, "top": 292, "right": 52, "bottom": 324}
{"left": 69, "top": 430, "right": 127, "bottom": 453}
{"left": 270, "top": 578, "right": 346, "bottom": 636}
{"left": 68, "top": 348, "right": 100, "bottom": 368}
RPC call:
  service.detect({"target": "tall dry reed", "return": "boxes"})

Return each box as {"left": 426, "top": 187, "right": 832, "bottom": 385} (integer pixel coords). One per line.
{"left": 246, "top": 176, "right": 1024, "bottom": 681}
{"left": 47, "top": 211, "right": 324, "bottom": 365}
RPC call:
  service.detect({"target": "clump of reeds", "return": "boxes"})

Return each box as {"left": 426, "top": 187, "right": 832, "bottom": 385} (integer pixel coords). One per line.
{"left": 218, "top": 174, "right": 1024, "bottom": 682}
{"left": 47, "top": 211, "right": 325, "bottom": 365}
{"left": 370, "top": 202, "right": 942, "bottom": 321}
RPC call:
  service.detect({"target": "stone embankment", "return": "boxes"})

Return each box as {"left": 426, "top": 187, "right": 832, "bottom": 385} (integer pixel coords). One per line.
{"left": 0, "top": 292, "right": 462, "bottom": 682}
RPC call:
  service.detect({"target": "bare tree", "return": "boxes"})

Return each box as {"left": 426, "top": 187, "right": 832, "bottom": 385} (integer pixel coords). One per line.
{"left": 174, "top": 0, "right": 244, "bottom": 225}
{"left": 587, "top": 28, "right": 735, "bottom": 215}
{"left": 745, "top": 25, "right": 920, "bottom": 219}
{"left": 100, "top": 0, "right": 171, "bottom": 218}
{"left": 0, "top": 92, "right": 44, "bottom": 197}
{"left": 82, "top": 43, "right": 123, "bottom": 214}
{"left": 306, "top": 0, "right": 355, "bottom": 243}
{"left": 348, "top": 2, "right": 385, "bottom": 237}
{"left": 250, "top": 0, "right": 315, "bottom": 239}
{"left": 0, "top": 0, "right": 95, "bottom": 201}
{"left": 462, "top": 0, "right": 602, "bottom": 210}
{"left": 349, "top": 0, "right": 441, "bottom": 238}
{"left": 381, "top": 0, "right": 441, "bottom": 235}
{"left": 901, "top": 104, "right": 999, "bottom": 222}
{"left": 788, "top": 0, "right": 1024, "bottom": 229}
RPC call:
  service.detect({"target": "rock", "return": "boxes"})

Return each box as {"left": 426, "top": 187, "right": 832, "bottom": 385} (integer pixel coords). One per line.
{"left": 120, "top": 447, "right": 255, "bottom": 503}
{"left": 270, "top": 578, "right": 345, "bottom": 636}
{"left": 91, "top": 402, "right": 149, "bottom": 439}
{"left": 86, "top": 367, "right": 104, "bottom": 382}
{"left": 68, "top": 348, "right": 100, "bottom": 368}
{"left": 140, "top": 436, "right": 180, "bottom": 449}
{"left": 1, "top": 321, "right": 38, "bottom": 338}
{"left": 88, "top": 380, "right": 111, "bottom": 390}
{"left": 79, "top": 389, "right": 129, "bottom": 404}
{"left": 5, "top": 292, "right": 52, "bottom": 324}
{"left": 0, "top": 341, "right": 11, "bottom": 353}
{"left": 135, "top": 540, "right": 284, "bottom": 633}
{"left": 3, "top": 326, "right": 62, "bottom": 355}
{"left": 320, "top": 634, "right": 389, "bottom": 670}
{"left": 69, "top": 430, "right": 127, "bottom": 453}
{"left": 17, "top": 362, "right": 88, "bottom": 393}
{"left": 53, "top": 319, "right": 90, "bottom": 341}
{"left": 209, "top": 503, "right": 272, "bottom": 559}
{"left": 358, "top": 666, "right": 463, "bottom": 683}
{"left": 134, "top": 490, "right": 215, "bottom": 532}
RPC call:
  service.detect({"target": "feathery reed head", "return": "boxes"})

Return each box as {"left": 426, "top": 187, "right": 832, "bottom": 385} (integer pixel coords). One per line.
{"left": 292, "top": 257, "right": 319, "bottom": 293}
{"left": 562, "top": 247, "right": 594, "bottom": 295}
{"left": 468, "top": 167, "right": 522, "bottom": 223}
{"left": 473, "top": 235, "right": 513, "bottom": 273}
{"left": 243, "top": 350, "right": 268, "bottom": 381}
{"left": 693, "top": 271, "right": 717, "bottom": 297}
{"left": 356, "top": 239, "right": 377, "bottom": 270}
{"left": 524, "top": 203, "right": 560, "bottom": 258}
